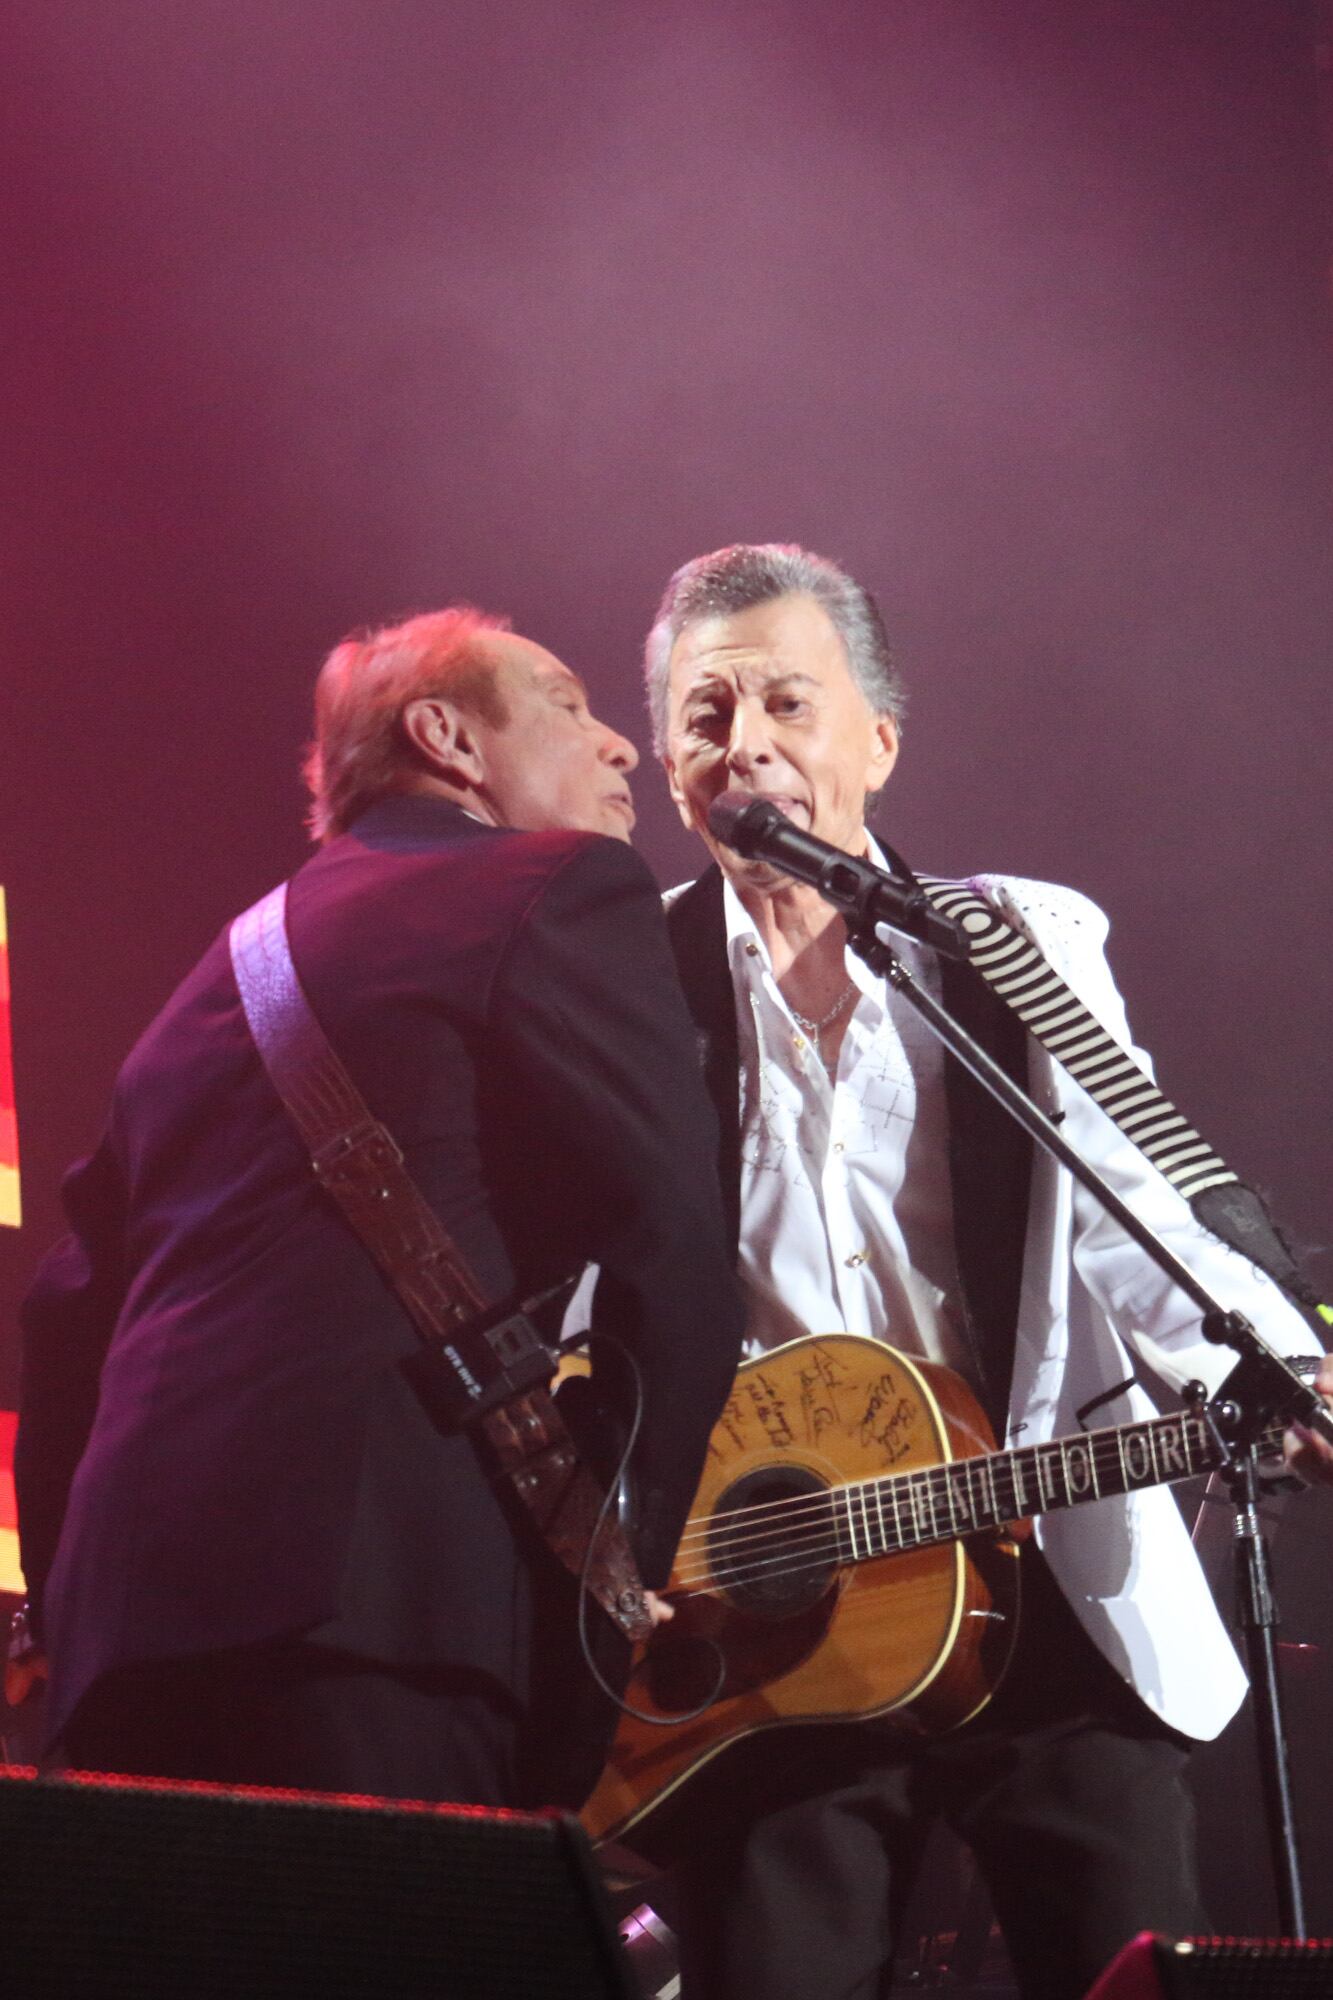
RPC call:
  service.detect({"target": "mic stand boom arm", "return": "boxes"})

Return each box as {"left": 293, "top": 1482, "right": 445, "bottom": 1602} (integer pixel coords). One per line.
{"left": 848, "top": 917, "right": 1329, "bottom": 1938}
{"left": 847, "top": 923, "right": 1331, "bottom": 1443}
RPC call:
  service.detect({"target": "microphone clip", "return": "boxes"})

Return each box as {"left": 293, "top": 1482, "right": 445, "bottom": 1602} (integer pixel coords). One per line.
{"left": 706, "top": 791, "right": 970, "bottom": 961}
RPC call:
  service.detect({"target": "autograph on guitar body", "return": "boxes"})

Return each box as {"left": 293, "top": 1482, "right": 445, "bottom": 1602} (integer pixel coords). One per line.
{"left": 580, "top": 1329, "right": 1254, "bottom": 1846}
{"left": 580, "top": 1333, "right": 1020, "bottom": 1844}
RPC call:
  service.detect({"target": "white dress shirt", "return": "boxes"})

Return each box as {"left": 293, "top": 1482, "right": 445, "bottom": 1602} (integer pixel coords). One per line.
{"left": 723, "top": 839, "right": 977, "bottom": 1384}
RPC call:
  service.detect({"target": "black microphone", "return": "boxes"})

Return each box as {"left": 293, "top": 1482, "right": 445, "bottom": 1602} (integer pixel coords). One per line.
{"left": 706, "top": 792, "right": 971, "bottom": 960}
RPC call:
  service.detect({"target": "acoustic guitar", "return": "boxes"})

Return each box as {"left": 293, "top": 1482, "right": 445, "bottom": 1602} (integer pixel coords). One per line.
{"left": 578, "top": 1330, "right": 1258, "bottom": 1845}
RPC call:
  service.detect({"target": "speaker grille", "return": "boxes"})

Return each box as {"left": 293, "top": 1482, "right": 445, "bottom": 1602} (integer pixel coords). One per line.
{"left": 0, "top": 1765, "right": 635, "bottom": 1997}
{"left": 1161, "top": 1937, "right": 1333, "bottom": 1999}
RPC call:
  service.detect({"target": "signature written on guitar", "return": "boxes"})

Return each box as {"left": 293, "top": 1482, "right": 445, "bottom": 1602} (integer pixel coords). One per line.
{"left": 715, "top": 1368, "right": 798, "bottom": 1454}
{"left": 858, "top": 1370, "right": 917, "bottom": 1463}
{"left": 796, "top": 1343, "right": 854, "bottom": 1440}
{"left": 711, "top": 1343, "right": 922, "bottom": 1461}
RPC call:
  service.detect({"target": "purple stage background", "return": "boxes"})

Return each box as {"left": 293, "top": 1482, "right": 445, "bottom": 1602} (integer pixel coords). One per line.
{"left": 3, "top": 0, "right": 1331, "bottom": 1940}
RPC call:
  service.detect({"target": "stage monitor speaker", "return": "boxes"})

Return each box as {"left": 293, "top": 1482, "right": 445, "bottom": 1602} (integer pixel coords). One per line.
{"left": 1087, "top": 1930, "right": 1333, "bottom": 1999}
{"left": 0, "top": 1764, "right": 637, "bottom": 1997}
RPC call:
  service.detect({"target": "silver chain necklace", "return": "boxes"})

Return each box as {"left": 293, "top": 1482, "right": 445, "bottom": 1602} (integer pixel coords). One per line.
{"left": 788, "top": 980, "right": 857, "bottom": 1042}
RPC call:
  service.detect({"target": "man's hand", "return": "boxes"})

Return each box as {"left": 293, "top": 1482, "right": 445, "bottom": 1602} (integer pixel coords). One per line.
{"left": 1283, "top": 1353, "right": 1333, "bottom": 1484}
{"left": 644, "top": 1590, "right": 675, "bottom": 1628}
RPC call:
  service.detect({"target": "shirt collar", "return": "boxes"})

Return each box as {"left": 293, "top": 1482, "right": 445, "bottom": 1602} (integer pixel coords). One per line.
{"left": 722, "top": 830, "right": 898, "bottom": 998}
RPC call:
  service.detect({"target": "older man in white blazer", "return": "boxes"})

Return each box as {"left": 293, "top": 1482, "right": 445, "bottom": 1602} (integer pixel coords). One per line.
{"left": 642, "top": 541, "right": 1331, "bottom": 2000}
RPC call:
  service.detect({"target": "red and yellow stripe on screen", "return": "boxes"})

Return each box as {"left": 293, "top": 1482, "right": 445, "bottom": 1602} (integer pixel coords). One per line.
{"left": 0, "top": 1411, "right": 20, "bottom": 1594}
{"left": 0, "top": 890, "right": 20, "bottom": 1588}
{"left": 0, "top": 888, "right": 18, "bottom": 1229}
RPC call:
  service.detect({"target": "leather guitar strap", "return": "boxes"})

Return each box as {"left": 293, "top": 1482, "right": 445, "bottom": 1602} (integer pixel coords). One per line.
{"left": 228, "top": 882, "right": 652, "bottom": 1644}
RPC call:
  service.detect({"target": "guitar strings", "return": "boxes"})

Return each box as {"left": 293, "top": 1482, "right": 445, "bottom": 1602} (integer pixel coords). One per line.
{"left": 667, "top": 1419, "right": 1219, "bottom": 1594}
{"left": 668, "top": 1459, "right": 965, "bottom": 1541}
{"left": 672, "top": 1465, "right": 1052, "bottom": 1597}
{"left": 672, "top": 1538, "right": 895, "bottom": 1600}
{"left": 669, "top": 1448, "right": 1024, "bottom": 1554}
{"left": 671, "top": 1486, "right": 964, "bottom": 1592}
{"left": 670, "top": 1478, "right": 964, "bottom": 1592}
{"left": 676, "top": 1507, "right": 846, "bottom": 1568}
{"left": 673, "top": 1411, "right": 1217, "bottom": 1554}
{"left": 672, "top": 1548, "right": 849, "bottom": 1592}
{"left": 672, "top": 1459, "right": 1002, "bottom": 1560}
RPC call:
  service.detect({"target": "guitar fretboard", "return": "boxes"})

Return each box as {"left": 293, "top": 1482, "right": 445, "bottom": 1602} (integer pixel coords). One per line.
{"left": 831, "top": 1407, "right": 1227, "bottom": 1562}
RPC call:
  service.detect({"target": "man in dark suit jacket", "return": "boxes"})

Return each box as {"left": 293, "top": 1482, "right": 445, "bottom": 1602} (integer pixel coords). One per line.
{"left": 16, "top": 604, "right": 744, "bottom": 1805}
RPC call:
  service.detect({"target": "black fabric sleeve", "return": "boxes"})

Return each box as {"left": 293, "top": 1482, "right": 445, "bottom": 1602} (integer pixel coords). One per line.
{"left": 491, "top": 837, "right": 745, "bottom": 1587}
{"left": 14, "top": 1136, "right": 130, "bottom": 1641}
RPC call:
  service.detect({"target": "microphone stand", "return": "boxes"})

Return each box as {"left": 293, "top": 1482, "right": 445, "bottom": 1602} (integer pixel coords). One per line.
{"left": 845, "top": 916, "right": 1329, "bottom": 1939}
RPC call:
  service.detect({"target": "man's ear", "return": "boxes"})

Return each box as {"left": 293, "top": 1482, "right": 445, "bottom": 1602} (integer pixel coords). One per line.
{"left": 401, "top": 696, "right": 486, "bottom": 789}
{"left": 865, "top": 713, "right": 899, "bottom": 794}
{"left": 663, "top": 755, "right": 699, "bottom": 833}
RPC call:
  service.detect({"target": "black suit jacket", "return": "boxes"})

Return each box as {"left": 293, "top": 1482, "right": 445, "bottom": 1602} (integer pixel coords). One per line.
{"left": 19, "top": 797, "right": 744, "bottom": 1744}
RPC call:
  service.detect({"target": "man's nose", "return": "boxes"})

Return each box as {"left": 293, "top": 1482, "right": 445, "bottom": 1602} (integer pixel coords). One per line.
{"left": 600, "top": 722, "right": 639, "bottom": 773}
{"left": 725, "top": 700, "right": 775, "bottom": 776}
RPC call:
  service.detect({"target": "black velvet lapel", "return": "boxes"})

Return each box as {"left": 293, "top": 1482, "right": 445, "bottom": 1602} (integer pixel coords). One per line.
{"left": 664, "top": 867, "right": 742, "bottom": 1261}
{"left": 937, "top": 951, "right": 1034, "bottom": 1435}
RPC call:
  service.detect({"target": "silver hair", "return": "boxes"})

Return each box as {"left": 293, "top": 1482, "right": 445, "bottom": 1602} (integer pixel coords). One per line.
{"left": 643, "top": 543, "right": 906, "bottom": 754}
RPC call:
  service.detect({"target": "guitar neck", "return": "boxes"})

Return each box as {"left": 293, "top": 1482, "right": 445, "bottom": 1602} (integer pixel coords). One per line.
{"left": 836, "top": 1405, "right": 1240, "bottom": 1562}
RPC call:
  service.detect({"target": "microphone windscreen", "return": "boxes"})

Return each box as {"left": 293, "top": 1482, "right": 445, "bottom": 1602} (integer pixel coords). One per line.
{"left": 707, "top": 790, "right": 763, "bottom": 850}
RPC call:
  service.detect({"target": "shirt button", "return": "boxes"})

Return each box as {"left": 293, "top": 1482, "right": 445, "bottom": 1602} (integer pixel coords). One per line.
{"left": 845, "top": 1250, "right": 868, "bottom": 1268}
{"left": 832, "top": 1141, "right": 844, "bottom": 1154}
{"left": 744, "top": 940, "right": 760, "bottom": 957}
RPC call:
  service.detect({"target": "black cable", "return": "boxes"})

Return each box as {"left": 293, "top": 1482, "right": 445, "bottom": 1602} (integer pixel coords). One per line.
{"left": 574, "top": 1331, "right": 725, "bottom": 1727}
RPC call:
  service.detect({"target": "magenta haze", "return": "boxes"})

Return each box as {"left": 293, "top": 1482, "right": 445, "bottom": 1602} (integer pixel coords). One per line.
{"left": 4, "top": 3, "right": 1331, "bottom": 1922}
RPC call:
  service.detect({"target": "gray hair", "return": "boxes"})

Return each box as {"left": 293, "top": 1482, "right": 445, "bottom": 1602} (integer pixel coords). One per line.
{"left": 643, "top": 543, "right": 906, "bottom": 754}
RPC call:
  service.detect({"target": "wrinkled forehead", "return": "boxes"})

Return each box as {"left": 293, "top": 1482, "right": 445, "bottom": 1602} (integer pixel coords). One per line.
{"left": 666, "top": 594, "right": 854, "bottom": 703}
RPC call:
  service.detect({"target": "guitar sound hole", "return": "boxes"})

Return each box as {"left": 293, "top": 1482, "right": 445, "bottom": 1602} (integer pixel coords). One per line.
{"left": 710, "top": 1465, "right": 838, "bottom": 1618}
